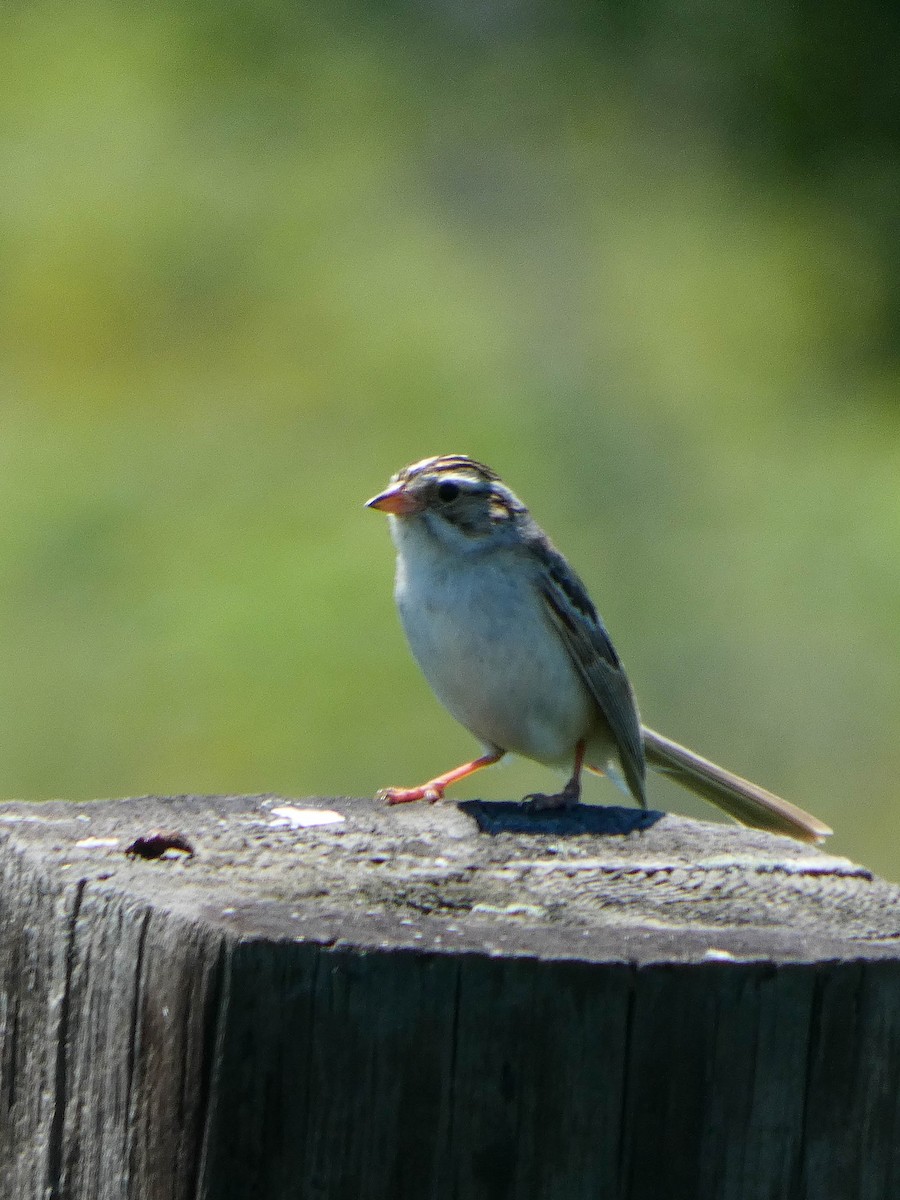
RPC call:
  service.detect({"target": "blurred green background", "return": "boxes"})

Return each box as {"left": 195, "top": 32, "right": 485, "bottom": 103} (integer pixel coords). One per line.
{"left": 1, "top": 1, "right": 898, "bottom": 876}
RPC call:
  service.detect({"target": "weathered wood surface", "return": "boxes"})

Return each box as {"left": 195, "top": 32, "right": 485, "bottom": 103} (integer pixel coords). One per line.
{"left": 0, "top": 793, "right": 898, "bottom": 1200}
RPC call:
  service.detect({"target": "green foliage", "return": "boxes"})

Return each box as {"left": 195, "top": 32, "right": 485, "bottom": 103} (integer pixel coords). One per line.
{"left": 0, "top": 2, "right": 897, "bottom": 876}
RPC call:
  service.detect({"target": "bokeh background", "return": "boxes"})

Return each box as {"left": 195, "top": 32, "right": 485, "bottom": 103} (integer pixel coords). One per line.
{"left": 1, "top": 2, "right": 898, "bottom": 876}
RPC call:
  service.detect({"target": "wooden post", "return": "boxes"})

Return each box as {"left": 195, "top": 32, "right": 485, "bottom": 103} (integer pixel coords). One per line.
{"left": 1, "top": 794, "right": 898, "bottom": 1200}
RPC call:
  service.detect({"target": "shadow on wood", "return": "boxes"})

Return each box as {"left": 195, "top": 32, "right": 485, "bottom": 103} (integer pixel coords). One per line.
{"left": 459, "top": 798, "right": 664, "bottom": 836}
{"left": 0, "top": 794, "right": 899, "bottom": 1200}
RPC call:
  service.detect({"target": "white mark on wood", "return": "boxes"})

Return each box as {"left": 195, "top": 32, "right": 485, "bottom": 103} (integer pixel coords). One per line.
{"left": 472, "top": 902, "right": 546, "bottom": 917}
{"left": 269, "top": 806, "right": 346, "bottom": 829}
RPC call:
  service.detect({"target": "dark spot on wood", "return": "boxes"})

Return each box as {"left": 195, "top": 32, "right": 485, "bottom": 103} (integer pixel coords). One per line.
{"left": 125, "top": 831, "right": 195, "bottom": 859}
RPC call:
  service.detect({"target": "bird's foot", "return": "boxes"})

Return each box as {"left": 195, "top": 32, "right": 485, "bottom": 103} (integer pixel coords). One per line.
{"left": 377, "top": 751, "right": 504, "bottom": 806}
{"left": 376, "top": 783, "right": 444, "bottom": 805}
{"left": 523, "top": 784, "right": 581, "bottom": 811}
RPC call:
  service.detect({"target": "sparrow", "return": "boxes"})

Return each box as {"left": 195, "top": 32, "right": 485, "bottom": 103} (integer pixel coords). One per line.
{"left": 367, "top": 454, "right": 832, "bottom": 844}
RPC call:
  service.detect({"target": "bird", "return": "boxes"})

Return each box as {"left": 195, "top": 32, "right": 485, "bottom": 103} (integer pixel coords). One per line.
{"left": 366, "top": 454, "right": 832, "bottom": 845}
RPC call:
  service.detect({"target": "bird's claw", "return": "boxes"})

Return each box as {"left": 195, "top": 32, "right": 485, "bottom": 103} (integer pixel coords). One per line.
{"left": 376, "top": 784, "right": 445, "bottom": 805}
{"left": 523, "top": 788, "right": 580, "bottom": 812}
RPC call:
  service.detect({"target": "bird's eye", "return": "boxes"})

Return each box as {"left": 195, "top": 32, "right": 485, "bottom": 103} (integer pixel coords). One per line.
{"left": 437, "top": 481, "right": 459, "bottom": 503}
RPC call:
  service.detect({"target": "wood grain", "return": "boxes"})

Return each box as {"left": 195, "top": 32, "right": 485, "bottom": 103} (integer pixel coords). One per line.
{"left": 0, "top": 794, "right": 898, "bottom": 1199}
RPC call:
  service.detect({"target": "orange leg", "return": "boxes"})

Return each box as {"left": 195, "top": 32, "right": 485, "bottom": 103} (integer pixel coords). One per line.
{"left": 377, "top": 749, "right": 504, "bottom": 805}
{"left": 524, "top": 740, "right": 586, "bottom": 810}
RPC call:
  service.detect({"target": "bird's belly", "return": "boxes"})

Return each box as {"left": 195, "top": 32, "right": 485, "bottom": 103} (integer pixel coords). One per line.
{"left": 396, "top": 562, "right": 596, "bottom": 764}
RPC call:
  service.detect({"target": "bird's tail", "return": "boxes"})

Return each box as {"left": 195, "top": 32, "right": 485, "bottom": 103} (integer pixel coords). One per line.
{"left": 641, "top": 725, "right": 832, "bottom": 845}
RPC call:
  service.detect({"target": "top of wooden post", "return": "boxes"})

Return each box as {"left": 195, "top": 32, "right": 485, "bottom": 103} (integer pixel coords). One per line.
{"left": 0, "top": 794, "right": 897, "bottom": 964}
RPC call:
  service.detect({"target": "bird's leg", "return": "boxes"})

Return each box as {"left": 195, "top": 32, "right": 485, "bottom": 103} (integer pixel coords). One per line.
{"left": 377, "top": 750, "right": 504, "bottom": 805}
{"left": 524, "top": 740, "right": 586, "bottom": 810}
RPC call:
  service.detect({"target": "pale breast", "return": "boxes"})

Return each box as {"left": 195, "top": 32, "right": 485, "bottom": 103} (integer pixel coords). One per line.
{"left": 394, "top": 542, "right": 598, "bottom": 764}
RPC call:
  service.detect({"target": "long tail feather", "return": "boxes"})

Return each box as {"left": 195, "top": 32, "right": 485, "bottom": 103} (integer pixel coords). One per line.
{"left": 641, "top": 725, "right": 832, "bottom": 845}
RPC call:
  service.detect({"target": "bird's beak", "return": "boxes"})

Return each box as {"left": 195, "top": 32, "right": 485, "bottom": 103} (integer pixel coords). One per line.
{"left": 365, "top": 482, "right": 424, "bottom": 516}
